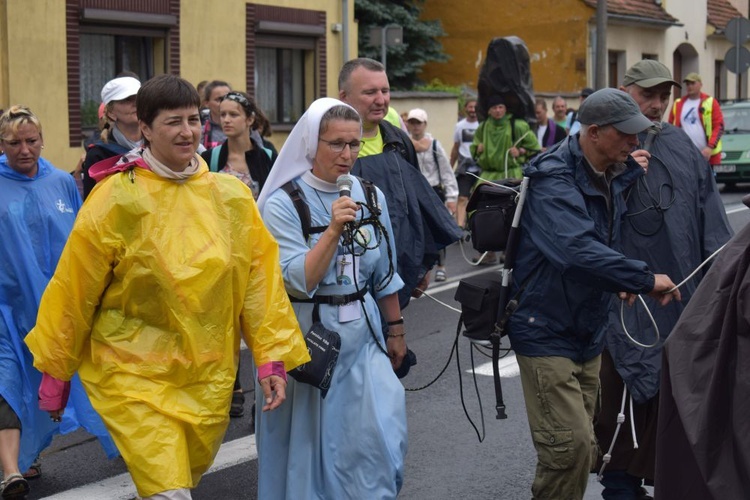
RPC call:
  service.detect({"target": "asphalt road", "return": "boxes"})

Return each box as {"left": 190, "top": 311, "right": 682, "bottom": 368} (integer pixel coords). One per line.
{"left": 19, "top": 184, "right": 750, "bottom": 499}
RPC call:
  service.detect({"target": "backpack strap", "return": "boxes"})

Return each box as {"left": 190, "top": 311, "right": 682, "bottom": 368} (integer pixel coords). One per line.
{"left": 281, "top": 181, "right": 328, "bottom": 241}
{"left": 282, "top": 177, "right": 378, "bottom": 242}
{"left": 356, "top": 176, "right": 380, "bottom": 217}
{"left": 431, "top": 139, "right": 444, "bottom": 187}
{"left": 210, "top": 146, "right": 221, "bottom": 172}
{"left": 262, "top": 147, "right": 273, "bottom": 160}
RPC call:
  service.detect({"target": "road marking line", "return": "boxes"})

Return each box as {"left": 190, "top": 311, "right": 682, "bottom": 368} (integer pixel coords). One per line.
{"left": 419, "top": 266, "right": 502, "bottom": 296}
{"left": 465, "top": 354, "right": 519, "bottom": 378}
{"left": 726, "top": 205, "right": 749, "bottom": 215}
{"left": 42, "top": 435, "right": 258, "bottom": 500}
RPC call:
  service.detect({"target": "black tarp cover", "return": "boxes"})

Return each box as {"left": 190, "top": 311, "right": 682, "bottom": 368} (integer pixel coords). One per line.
{"left": 655, "top": 194, "right": 750, "bottom": 499}
{"left": 477, "top": 36, "right": 536, "bottom": 125}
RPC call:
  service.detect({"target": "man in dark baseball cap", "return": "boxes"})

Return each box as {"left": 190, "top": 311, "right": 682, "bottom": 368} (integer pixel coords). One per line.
{"left": 591, "top": 59, "right": 733, "bottom": 500}
{"left": 577, "top": 88, "right": 653, "bottom": 135}
{"left": 507, "top": 83, "right": 681, "bottom": 499}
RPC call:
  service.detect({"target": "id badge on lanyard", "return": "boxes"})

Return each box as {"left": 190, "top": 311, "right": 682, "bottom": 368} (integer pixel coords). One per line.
{"left": 336, "top": 254, "right": 362, "bottom": 322}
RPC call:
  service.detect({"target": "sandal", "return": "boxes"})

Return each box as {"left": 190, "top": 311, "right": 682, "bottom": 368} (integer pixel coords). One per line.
{"left": 1, "top": 473, "right": 29, "bottom": 499}
{"left": 22, "top": 458, "right": 41, "bottom": 480}
{"left": 435, "top": 269, "right": 447, "bottom": 282}
{"left": 229, "top": 390, "right": 245, "bottom": 418}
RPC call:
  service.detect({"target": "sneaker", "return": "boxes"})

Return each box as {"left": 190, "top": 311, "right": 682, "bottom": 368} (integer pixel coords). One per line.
{"left": 435, "top": 269, "right": 447, "bottom": 282}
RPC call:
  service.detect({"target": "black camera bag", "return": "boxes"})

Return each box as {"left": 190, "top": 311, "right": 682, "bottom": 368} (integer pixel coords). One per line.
{"left": 466, "top": 180, "right": 521, "bottom": 252}
{"left": 454, "top": 273, "right": 504, "bottom": 341}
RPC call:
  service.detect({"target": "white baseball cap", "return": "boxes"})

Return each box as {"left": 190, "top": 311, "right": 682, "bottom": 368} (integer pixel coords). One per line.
{"left": 101, "top": 77, "right": 141, "bottom": 105}
{"left": 407, "top": 108, "right": 428, "bottom": 123}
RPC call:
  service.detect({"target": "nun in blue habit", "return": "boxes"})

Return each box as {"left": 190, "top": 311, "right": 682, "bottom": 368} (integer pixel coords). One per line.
{"left": 255, "top": 98, "right": 408, "bottom": 499}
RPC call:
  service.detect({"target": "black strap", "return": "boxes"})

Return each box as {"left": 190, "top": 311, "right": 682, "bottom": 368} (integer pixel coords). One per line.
{"left": 282, "top": 177, "right": 379, "bottom": 242}
{"left": 281, "top": 181, "right": 327, "bottom": 240}
{"left": 289, "top": 285, "right": 369, "bottom": 306}
{"left": 431, "top": 140, "right": 443, "bottom": 189}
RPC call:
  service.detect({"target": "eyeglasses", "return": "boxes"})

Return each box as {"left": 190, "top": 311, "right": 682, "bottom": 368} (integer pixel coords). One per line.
{"left": 318, "top": 138, "right": 362, "bottom": 153}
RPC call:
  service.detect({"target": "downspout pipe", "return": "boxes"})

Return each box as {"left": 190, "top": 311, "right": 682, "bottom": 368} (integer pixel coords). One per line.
{"left": 342, "top": 0, "right": 350, "bottom": 63}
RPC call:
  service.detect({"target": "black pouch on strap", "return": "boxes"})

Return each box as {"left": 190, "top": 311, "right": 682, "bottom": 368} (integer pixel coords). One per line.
{"left": 289, "top": 303, "right": 341, "bottom": 398}
{"left": 454, "top": 274, "right": 504, "bottom": 341}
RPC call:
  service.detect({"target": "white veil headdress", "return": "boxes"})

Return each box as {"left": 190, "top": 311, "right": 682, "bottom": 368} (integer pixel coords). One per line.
{"left": 256, "top": 97, "right": 358, "bottom": 210}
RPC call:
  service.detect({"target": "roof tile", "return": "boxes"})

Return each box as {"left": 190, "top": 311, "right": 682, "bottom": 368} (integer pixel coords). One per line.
{"left": 582, "top": 0, "right": 679, "bottom": 24}
{"left": 707, "top": 0, "right": 743, "bottom": 31}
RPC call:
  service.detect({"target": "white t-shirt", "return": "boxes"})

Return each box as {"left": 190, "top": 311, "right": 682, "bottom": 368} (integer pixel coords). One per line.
{"left": 536, "top": 124, "right": 548, "bottom": 146}
{"left": 680, "top": 98, "right": 707, "bottom": 150}
{"left": 453, "top": 118, "right": 480, "bottom": 160}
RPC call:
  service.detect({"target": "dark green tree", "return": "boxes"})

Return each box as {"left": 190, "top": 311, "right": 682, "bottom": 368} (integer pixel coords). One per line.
{"left": 355, "top": 0, "right": 448, "bottom": 89}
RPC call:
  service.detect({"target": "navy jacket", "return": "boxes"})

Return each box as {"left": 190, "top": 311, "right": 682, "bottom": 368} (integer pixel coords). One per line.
{"left": 508, "top": 134, "right": 655, "bottom": 362}
{"left": 352, "top": 121, "right": 462, "bottom": 308}
{"left": 605, "top": 124, "right": 733, "bottom": 403}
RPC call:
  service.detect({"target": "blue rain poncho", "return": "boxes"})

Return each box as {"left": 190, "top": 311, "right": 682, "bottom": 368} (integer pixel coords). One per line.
{"left": 0, "top": 155, "right": 118, "bottom": 472}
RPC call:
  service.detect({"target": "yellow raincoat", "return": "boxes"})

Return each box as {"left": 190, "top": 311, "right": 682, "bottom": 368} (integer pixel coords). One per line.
{"left": 25, "top": 157, "right": 309, "bottom": 496}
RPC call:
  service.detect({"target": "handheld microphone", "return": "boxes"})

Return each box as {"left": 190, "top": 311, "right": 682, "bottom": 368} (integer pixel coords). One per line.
{"left": 336, "top": 174, "right": 355, "bottom": 245}
{"left": 336, "top": 174, "right": 353, "bottom": 197}
{"left": 642, "top": 122, "right": 663, "bottom": 152}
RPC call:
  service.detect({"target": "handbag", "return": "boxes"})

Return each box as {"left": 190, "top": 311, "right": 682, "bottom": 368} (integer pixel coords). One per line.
{"left": 289, "top": 303, "right": 341, "bottom": 398}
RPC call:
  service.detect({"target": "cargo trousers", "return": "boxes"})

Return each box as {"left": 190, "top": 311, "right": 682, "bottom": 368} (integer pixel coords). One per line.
{"left": 517, "top": 354, "right": 601, "bottom": 500}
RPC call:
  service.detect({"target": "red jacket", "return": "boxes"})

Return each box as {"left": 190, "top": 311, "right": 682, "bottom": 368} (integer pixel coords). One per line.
{"left": 668, "top": 92, "right": 724, "bottom": 165}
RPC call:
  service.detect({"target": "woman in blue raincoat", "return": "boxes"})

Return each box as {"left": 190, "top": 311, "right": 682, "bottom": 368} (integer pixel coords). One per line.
{"left": 256, "top": 98, "right": 408, "bottom": 499}
{"left": 0, "top": 106, "right": 117, "bottom": 499}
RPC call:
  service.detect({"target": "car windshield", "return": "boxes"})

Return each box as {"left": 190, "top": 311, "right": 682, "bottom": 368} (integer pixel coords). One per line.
{"left": 723, "top": 106, "right": 750, "bottom": 133}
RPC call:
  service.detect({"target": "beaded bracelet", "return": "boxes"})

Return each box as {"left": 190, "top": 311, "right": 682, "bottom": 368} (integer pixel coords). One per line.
{"left": 387, "top": 331, "right": 406, "bottom": 338}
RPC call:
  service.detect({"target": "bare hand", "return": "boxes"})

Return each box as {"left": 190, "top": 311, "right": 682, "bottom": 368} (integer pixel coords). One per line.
{"left": 411, "top": 271, "right": 431, "bottom": 298}
{"left": 445, "top": 201, "right": 457, "bottom": 215}
{"left": 329, "top": 196, "right": 359, "bottom": 235}
{"left": 509, "top": 147, "right": 521, "bottom": 158}
{"left": 648, "top": 274, "right": 681, "bottom": 306}
{"left": 259, "top": 375, "right": 287, "bottom": 412}
{"left": 476, "top": 143, "right": 485, "bottom": 154}
{"left": 701, "top": 146, "right": 712, "bottom": 161}
{"left": 386, "top": 330, "right": 407, "bottom": 370}
{"left": 631, "top": 149, "right": 651, "bottom": 173}
{"left": 617, "top": 291, "right": 638, "bottom": 307}
{"left": 48, "top": 409, "right": 64, "bottom": 423}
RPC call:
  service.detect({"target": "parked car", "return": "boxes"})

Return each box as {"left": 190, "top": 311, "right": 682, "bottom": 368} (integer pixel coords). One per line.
{"left": 716, "top": 100, "right": 750, "bottom": 188}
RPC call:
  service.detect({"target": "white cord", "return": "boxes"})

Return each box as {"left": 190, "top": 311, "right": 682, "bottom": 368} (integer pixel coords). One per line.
{"left": 620, "top": 296, "right": 660, "bottom": 348}
{"left": 502, "top": 130, "right": 534, "bottom": 179}
{"left": 412, "top": 288, "right": 463, "bottom": 313}
{"left": 597, "top": 385, "right": 628, "bottom": 481}
{"left": 666, "top": 244, "right": 726, "bottom": 293}
{"left": 629, "top": 393, "right": 639, "bottom": 450}
{"left": 620, "top": 243, "right": 726, "bottom": 349}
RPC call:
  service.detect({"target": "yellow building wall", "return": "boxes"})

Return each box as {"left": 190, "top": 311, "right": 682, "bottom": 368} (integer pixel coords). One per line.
{"left": 0, "top": 0, "right": 355, "bottom": 169}
{"left": 180, "top": 0, "right": 357, "bottom": 149}
{"left": 419, "top": 0, "right": 592, "bottom": 95}
{"left": 1, "top": 0, "right": 74, "bottom": 170}
{"left": 0, "top": 1, "right": 8, "bottom": 107}
{"left": 389, "top": 94, "right": 458, "bottom": 154}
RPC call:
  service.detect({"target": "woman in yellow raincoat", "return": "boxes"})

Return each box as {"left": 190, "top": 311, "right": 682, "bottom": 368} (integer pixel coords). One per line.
{"left": 25, "top": 74, "right": 309, "bottom": 499}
